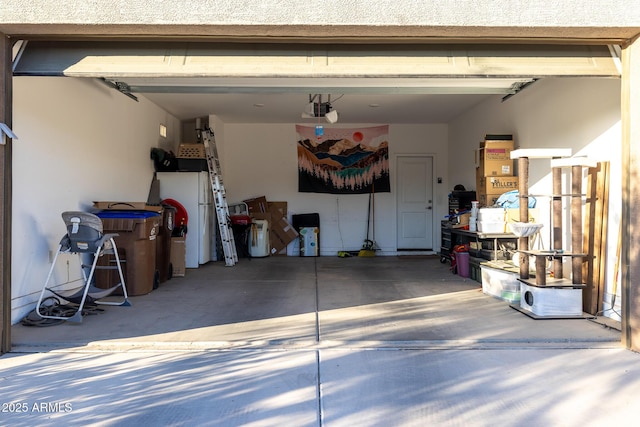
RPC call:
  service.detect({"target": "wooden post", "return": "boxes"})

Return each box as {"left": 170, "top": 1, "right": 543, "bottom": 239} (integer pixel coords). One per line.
{"left": 571, "top": 165, "right": 583, "bottom": 285}
{"left": 621, "top": 36, "right": 640, "bottom": 351}
{"left": 582, "top": 162, "right": 610, "bottom": 314}
{"left": 0, "top": 33, "right": 12, "bottom": 354}
{"left": 535, "top": 256, "right": 547, "bottom": 286}
{"left": 518, "top": 156, "right": 529, "bottom": 279}
{"left": 552, "top": 163, "right": 563, "bottom": 279}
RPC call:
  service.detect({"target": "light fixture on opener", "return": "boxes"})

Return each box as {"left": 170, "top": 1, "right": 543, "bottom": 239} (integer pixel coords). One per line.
{"left": 301, "top": 94, "right": 338, "bottom": 123}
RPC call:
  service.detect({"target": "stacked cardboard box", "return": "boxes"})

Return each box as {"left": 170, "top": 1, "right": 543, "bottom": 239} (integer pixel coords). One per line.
{"left": 475, "top": 135, "right": 517, "bottom": 206}
{"left": 244, "top": 196, "right": 299, "bottom": 255}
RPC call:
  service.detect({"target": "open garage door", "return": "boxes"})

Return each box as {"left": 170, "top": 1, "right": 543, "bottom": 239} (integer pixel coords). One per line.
{"left": 13, "top": 41, "right": 620, "bottom": 96}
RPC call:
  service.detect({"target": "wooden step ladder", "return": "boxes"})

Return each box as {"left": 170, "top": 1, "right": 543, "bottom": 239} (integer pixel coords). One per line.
{"left": 203, "top": 128, "right": 238, "bottom": 266}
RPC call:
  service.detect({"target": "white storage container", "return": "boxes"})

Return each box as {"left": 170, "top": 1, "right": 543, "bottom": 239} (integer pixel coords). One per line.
{"left": 477, "top": 208, "right": 506, "bottom": 222}
{"left": 477, "top": 221, "right": 507, "bottom": 233}
{"left": 248, "top": 219, "right": 270, "bottom": 257}
{"left": 519, "top": 282, "right": 583, "bottom": 317}
{"left": 481, "top": 264, "right": 520, "bottom": 303}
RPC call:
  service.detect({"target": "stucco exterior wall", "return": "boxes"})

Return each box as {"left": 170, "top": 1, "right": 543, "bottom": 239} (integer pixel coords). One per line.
{"left": 2, "top": 0, "right": 640, "bottom": 349}
{"left": 1, "top": 1, "right": 640, "bottom": 41}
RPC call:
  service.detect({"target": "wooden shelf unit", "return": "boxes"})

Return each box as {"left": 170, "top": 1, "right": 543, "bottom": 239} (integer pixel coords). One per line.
{"left": 510, "top": 149, "right": 596, "bottom": 287}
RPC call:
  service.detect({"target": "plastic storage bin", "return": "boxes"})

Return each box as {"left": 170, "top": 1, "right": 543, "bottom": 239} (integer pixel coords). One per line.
{"left": 477, "top": 221, "right": 507, "bottom": 233}
{"left": 481, "top": 264, "right": 521, "bottom": 303}
{"left": 95, "top": 210, "right": 161, "bottom": 296}
{"left": 477, "top": 208, "right": 506, "bottom": 222}
{"left": 456, "top": 251, "right": 470, "bottom": 278}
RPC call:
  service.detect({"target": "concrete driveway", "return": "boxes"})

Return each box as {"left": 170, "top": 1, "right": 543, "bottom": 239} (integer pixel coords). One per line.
{"left": 3, "top": 256, "right": 638, "bottom": 426}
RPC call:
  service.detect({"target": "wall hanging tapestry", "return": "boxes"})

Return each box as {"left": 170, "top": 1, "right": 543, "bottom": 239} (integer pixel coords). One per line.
{"left": 296, "top": 125, "right": 390, "bottom": 194}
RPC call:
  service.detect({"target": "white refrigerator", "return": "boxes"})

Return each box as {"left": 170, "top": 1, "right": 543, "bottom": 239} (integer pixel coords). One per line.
{"left": 157, "top": 171, "right": 216, "bottom": 268}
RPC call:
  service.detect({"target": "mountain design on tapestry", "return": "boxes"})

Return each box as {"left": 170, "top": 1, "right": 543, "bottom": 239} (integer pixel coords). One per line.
{"left": 297, "top": 137, "right": 390, "bottom": 194}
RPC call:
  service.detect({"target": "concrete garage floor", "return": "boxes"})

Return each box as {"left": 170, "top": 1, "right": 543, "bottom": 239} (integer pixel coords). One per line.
{"left": 3, "top": 256, "right": 640, "bottom": 426}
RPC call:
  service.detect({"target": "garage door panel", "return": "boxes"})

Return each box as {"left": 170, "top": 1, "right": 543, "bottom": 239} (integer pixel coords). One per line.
{"left": 467, "top": 45, "right": 619, "bottom": 76}
{"left": 14, "top": 41, "right": 620, "bottom": 80}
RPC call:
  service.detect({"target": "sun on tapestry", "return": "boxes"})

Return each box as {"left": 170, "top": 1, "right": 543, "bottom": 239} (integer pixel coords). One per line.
{"left": 296, "top": 125, "right": 390, "bottom": 194}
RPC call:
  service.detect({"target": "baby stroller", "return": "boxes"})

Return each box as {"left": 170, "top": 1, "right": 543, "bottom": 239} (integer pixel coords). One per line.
{"left": 35, "top": 211, "right": 131, "bottom": 323}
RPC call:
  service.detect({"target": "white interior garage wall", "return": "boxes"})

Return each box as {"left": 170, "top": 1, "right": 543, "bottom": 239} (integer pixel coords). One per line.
{"left": 448, "top": 77, "right": 622, "bottom": 320}
{"left": 210, "top": 121, "right": 449, "bottom": 256}
{"left": 8, "top": 75, "right": 622, "bottom": 324}
{"left": 11, "top": 76, "right": 181, "bottom": 323}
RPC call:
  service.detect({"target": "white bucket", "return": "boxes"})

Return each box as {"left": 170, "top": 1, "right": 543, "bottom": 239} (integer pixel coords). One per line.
{"left": 248, "top": 219, "right": 270, "bottom": 257}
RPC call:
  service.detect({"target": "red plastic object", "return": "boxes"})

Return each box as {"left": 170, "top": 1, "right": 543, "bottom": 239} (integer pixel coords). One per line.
{"left": 231, "top": 214, "right": 251, "bottom": 226}
{"left": 162, "top": 198, "right": 188, "bottom": 228}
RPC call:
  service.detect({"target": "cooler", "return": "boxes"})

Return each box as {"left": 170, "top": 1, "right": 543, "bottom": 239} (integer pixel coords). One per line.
{"left": 95, "top": 210, "right": 161, "bottom": 296}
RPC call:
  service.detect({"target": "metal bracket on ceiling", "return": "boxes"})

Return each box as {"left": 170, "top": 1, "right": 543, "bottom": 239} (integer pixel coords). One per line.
{"left": 0, "top": 123, "right": 18, "bottom": 145}
{"left": 608, "top": 45, "right": 622, "bottom": 75}
{"left": 501, "top": 79, "right": 538, "bottom": 102}
{"left": 99, "top": 78, "right": 139, "bottom": 102}
{"left": 11, "top": 40, "right": 28, "bottom": 72}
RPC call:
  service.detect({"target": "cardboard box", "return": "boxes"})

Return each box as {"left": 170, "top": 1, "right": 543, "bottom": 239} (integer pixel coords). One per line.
{"left": 506, "top": 208, "right": 540, "bottom": 223}
{"left": 170, "top": 236, "right": 186, "bottom": 277}
{"left": 469, "top": 241, "right": 482, "bottom": 250}
{"left": 244, "top": 196, "right": 268, "bottom": 214}
{"left": 269, "top": 214, "right": 298, "bottom": 255}
{"left": 451, "top": 212, "right": 471, "bottom": 228}
{"left": 476, "top": 176, "right": 519, "bottom": 194}
{"left": 480, "top": 137, "right": 514, "bottom": 157}
{"left": 268, "top": 201, "right": 288, "bottom": 216}
{"left": 476, "top": 156, "right": 514, "bottom": 177}
{"left": 93, "top": 201, "right": 163, "bottom": 213}
{"left": 247, "top": 199, "right": 298, "bottom": 255}
{"left": 478, "top": 192, "right": 504, "bottom": 207}
{"left": 250, "top": 212, "right": 299, "bottom": 256}
{"left": 475, "top": 140, "right": 515, "bottom": 176}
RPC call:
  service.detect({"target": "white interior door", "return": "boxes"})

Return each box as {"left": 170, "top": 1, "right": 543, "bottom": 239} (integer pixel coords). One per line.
{"left": 397, "top": 156, "right": 434, "bottom": 250}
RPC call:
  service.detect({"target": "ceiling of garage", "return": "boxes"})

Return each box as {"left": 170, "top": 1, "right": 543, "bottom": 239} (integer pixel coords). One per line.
{"left": 138, "top": 92, "right": 496, "bottom": 123}
{"left": 13, "top": 40, "right": 621, "bottom": 124}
